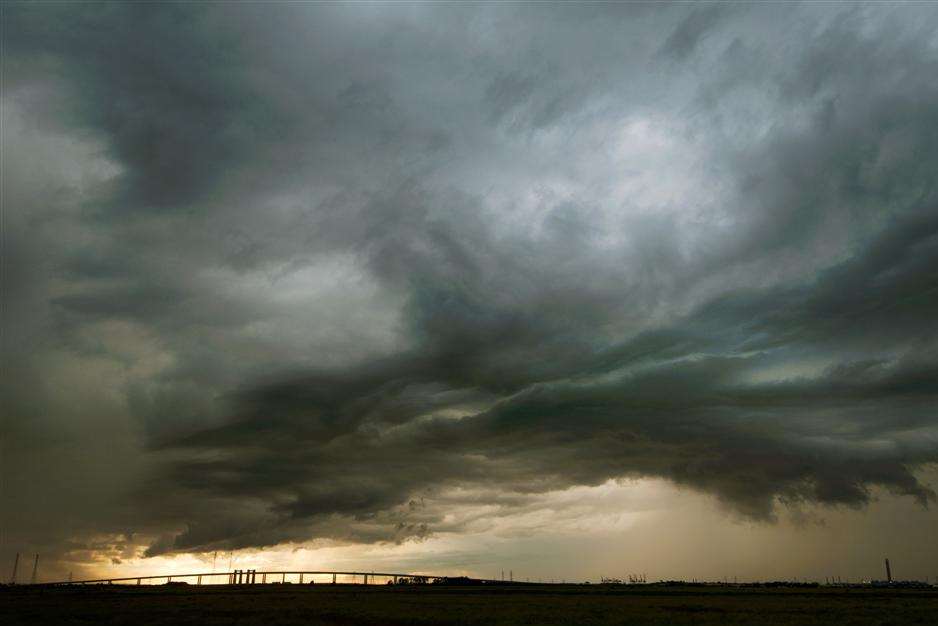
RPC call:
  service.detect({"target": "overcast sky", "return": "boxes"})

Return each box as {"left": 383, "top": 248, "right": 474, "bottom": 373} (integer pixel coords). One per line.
{"left": 3, "top": 2, "right": 937, "bottom": 583}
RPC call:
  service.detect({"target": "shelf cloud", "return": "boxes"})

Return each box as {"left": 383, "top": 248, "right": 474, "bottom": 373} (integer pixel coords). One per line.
{"left": 3, "top": 2, "right": 937, "bottom": 574}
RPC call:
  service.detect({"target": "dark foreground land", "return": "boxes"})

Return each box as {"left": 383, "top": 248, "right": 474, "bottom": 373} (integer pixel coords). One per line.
{"left": 3, "top": 583, "right": 938, "bottom": 626}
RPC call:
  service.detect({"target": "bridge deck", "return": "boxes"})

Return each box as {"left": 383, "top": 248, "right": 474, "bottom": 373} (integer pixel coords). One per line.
{"left": 31, "top": 570, "right": 530, "bottom": 587}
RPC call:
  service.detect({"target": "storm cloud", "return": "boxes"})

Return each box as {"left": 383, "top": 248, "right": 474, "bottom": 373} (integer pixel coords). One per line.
{"left": 3, "top": 2, "right": 937, "bottom": 573}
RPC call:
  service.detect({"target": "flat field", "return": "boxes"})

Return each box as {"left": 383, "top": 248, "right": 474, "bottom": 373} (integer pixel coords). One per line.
{"left": 3, "top": 583, "right": 937, "bottom": 625}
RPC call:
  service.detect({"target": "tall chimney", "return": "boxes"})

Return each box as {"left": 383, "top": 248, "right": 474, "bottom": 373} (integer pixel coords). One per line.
{"left": 885, "top": 558, "right": 892, "bottom": 583}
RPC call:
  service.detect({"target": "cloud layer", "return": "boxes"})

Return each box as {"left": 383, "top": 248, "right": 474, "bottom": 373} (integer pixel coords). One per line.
{"left": 3, "top": 2, "right": 937, "bottom": 571}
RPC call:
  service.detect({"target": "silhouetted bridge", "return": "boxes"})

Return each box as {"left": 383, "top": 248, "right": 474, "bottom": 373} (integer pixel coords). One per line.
{"left": 33, "top": 570, "right": 535, "bottom": 587}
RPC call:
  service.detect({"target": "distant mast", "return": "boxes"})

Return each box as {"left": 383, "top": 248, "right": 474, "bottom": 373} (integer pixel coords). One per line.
{"left": 884, "top": 558, "right": 892, "bottom": 583}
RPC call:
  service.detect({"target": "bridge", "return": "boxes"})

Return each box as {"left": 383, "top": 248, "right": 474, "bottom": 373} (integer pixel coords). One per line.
{"left": 30, "top": 570, "right": 536, "bottom": 587}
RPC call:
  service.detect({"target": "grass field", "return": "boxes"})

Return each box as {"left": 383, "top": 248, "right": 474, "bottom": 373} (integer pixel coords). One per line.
{"left": 3, "top": 583, "right": 937, "bottom": 625}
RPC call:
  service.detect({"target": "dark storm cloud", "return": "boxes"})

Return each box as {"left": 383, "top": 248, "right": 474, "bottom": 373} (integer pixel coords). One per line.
{"left": 143, "top": 210, "right": 937, "bottom": 553}
{"left": 660, "top": 3, "right": 728, "bottom": 60}
{"left": 3, "top": 3, "right": 269, "bottom": 208}
{"left": 3, "top": 2, "right": 937, "bottom": 566}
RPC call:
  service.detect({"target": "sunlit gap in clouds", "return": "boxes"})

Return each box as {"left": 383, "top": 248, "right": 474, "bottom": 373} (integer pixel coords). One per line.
{"left": 78, "top": 479, "right": 672, "bottom": 581}
{"left": 74, "top": 470, "right": 937, "bottom": 584}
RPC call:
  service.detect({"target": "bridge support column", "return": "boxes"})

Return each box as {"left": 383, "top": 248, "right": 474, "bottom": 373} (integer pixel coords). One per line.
{"left": 263, "top": 573, "right": 266, "bottom": 584}
{"left": 197, "top": 575, "right": 202, "bottom": 585}
{"left": 282, "top": 573, "right": 285, "bottom": 583}
{"left": 332, "top": 573, "right": 336, "bottom": 584}
{"left": 137, "top": 578, "right": 141, "bottom": 585}
{"left": 300, "top": 573, "right": 303, "bottom": 584}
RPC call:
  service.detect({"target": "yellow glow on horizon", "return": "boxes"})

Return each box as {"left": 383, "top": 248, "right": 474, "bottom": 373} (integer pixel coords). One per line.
{"left": 71, "top": 470, "right": 938, "bottom": 584}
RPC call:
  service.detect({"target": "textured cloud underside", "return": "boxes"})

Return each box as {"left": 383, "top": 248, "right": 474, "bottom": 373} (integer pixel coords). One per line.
{"left": 2, "top": 2, "right": 936, "bottom": 560}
